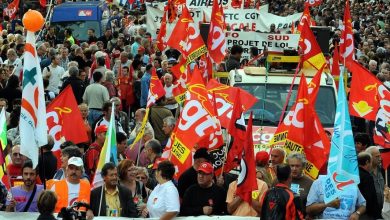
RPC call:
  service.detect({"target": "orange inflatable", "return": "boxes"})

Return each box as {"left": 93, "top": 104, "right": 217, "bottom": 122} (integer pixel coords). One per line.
{"left": 22, "top": 10, "right": 45, "bottom": 32}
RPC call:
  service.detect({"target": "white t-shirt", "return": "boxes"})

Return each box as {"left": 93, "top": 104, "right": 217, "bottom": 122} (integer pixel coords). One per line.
{"left": 51, "top": 180, "right": 80, "bottom": 206}
{"left": 164, "top": 85, "right": 178, "bottom": 110}
{"left": 43, "top": 64, "right": 65, "bottom": 94}
{"left": 147, "top": 180, "right": 180, "bottom": 218}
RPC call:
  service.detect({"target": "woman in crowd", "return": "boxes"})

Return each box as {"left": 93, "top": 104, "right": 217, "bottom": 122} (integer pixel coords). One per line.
{"left": 142, "top": 160, "right": 179, "bottom": 219}
{"left": 118, "top": 159, "right": 148, "bottom": 204}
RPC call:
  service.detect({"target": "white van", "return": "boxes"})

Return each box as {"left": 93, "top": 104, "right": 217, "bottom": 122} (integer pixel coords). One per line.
{"left": 227, "top": 58, "right": 337, "bottom": 153}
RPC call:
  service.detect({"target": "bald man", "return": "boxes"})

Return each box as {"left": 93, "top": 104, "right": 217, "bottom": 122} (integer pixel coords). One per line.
{"left": 164, "top": 73, "right": 178, "bottom": 116}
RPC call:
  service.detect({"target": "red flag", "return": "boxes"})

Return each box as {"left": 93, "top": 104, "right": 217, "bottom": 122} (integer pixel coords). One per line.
{"left": 39, "top": 0, "right": 46, "bottom": 7}
{"left": 169, "top": 66, "right": 217, "bottom": 177}
{"left": 156, "top": 7, "right": 168, "bottom": 52}
{"left": 3, "top": 0, "right": 20, "bottom": 20}
{"left": 299, "top": 19, "right": 326, "bottom": 70}
{"left": 167, "top": 0, "right": 177, "bottom": 23}
{"left": 307, "top": 64, "right": 325, "bottom": 102}
{"left": 346, "top": 60, "right": 382, "bottom": 121}
{"left": 236, "top": 112, "right": 257, "bottom": 204}
{"left": 207, "top": 0, "right": 227, "bottom": 64}
{"left": 380, "top": 148, "right": 390, "bottom": 169}
{"left": 331, "top": 45, "right": 340, "bottom": 89}
{"left": 198, "top": 92, "right": 224, "bottom": 150}
{"left": 225, "top": 90, "right": 246, "bottom": 172}
{"left": 47, "top": 86, "right": 89, "bottom": 167}
{"left": 166, "top": 6, "right": 207, "bottom": 65}
{"left": 304, "top": 0, "right": 322, "bottom": 7}
{"left": 198, "top": 54, "right": 213, "bottom": 83}
{"left": 297, "top": 5, "right": 314, "bottom": 33}
{"left": 207, "top": 79, "right": 257, "bottom": 128}
{"left": 147, "top": 68, "right": 166, "bottom": 108}
{"left": 340, "top": 0, "right": 354, "bottom": 62}
{"left": 373, "top": 84, "right": 390, "bottom": 148}
{"left": 171, "top": 58, "right": 189, "bottom": 105}
{"left": 270, "top": 74, "right": 330, "bottom": 179}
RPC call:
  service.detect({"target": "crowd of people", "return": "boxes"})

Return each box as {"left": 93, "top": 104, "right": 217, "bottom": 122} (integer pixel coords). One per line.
{"left": 0, "top": 0, "right": 388, "bottom": 219}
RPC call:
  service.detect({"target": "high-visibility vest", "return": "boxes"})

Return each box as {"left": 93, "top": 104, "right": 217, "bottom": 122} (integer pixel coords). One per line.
{"left": 54, "top": 179, "right": 90, "bottom": 213}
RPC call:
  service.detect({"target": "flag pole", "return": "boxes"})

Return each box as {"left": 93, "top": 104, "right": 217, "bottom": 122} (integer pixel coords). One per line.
{"left": 386, "top": 169, "right": 388, "bottom": 186}
{"left": 97, "top": 183, "right": 105, "bottom": 216}
{"left": 40, "top": 147, "right": 46, "bottom": 189}
{"left": 136, "top": 138, "right": 143, "bottom": 167}
{"left": 220, "top": 134, "right": 231, "bottom": 175}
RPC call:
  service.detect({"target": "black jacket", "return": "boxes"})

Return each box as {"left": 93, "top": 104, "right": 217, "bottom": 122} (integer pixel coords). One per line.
{"left": 61, "top": 76, "right": 85, "bottom": 104}
{"left": 90, "top": 185, "right": 138, "bottom": 217}
{"left": 358, "top": 167, "right": 382, "bottom": 219}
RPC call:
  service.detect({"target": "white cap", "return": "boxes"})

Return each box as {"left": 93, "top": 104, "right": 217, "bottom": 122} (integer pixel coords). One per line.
{"left": 67, "top": 157, "right": 83, "bottom": 167}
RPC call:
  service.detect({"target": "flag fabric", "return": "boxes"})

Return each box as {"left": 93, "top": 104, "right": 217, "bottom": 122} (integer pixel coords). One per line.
{"left": 225, "top": 90, "right": 247, "bottom": 172}
{"left": 331, "top": 45, "right": 340, "bottom": 89}
{"left": 304, "top": 0, "right": 322, "bottom": 7}
{"left": 156, "top": 7, "right": 168, "bottom": 52}
{"left": 166, "top": 6, "right": 207, "bottom": 65}
{"left": 299, "top": 19, "right": 327, "bottom": 70}
{"left": 346, "top": 60, "right": 382, "bottom": 121}
{"left": 206, "top": 79, "right": 257, "bottom": 128}
{"left": 198, "top": 54, "right": 213, "bottom": 83}
{"left": 297, "top": 5, "right": 315, "bottom": 33}
{"left": 323, "top": 72, "right": 360, "bottom": 204}
{"left": 46, "top": 86, "right": 89, "bottom": 151}
{"left": 270, "top": 74, "right": 330, "bottom": 179}
{"left": 236, "top": 112, "right": 257, "bottom": 204}
{"left": 169, "top": 66, "right": 217, "bottom": 176}
{"left": 207, "top": 0, "right": 227, "bottom": 64}
{"left": 147, "top": 67, "right": 166, "bottom": 108}
{"left": 379, "top": 148, "right": 390, "bottom": 169}
{"left": 307, "top": 64, "right": 324, "bottom": 102}
{"left": 171, "top": 58, "right": 189, "bottom": 105}
{"left": 131, "top": 68, "right": 165, "bottom": 149}
{"left": 340, "top": 0, "right": 354, "bottom": 62}
{"left": 92, "top": 102, "right": 118, "bottom": 188}
{"left": 373, "top": 84, "right": 390, "bottom": 148}
{"left": 0, "top": 108, "right": 7, "bottom": 165}
{"left": 167, "top": 0, "right": 177, "bottom": 23}
{"left": 39, "top": 0, "right": 46, "bottom": 7}
{"left": 20, "top": 31, "right": 48, "bottom": 168}
{"left": 3, "top": 0, "right": 20, "bottom": 20}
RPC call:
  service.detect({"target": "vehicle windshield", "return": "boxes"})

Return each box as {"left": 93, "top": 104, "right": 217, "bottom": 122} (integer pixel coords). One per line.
{"left": 235, "top": 83, "right": 336, "bottom": 128}
{"left": 51, "top": 21, "right": 101, "bottom": 43}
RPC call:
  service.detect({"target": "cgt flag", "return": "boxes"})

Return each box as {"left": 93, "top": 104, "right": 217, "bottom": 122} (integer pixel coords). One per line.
{"left": 46, "top": 85, "right": 89, "bottom": 151}
{"left": 374, "top": 84, "right": 390, "bottom": 148}
{"left": 299, "top": 19, "right": 326, "bottom": 70}
{"left": 20, "top": 31, "right": 48, "bottom": 168}
{"left": 323, "top": 72, "right": 359, "bottom": 204}
{"left": 207, "top": 0, "right": 227, "bottom": 64}
{"left": 166, "top": 6, "right": 207, "bottom": 65}
{"left": 340, "top": 0, "right": 354, "bottom": 62}
{"left": 3, "top": 0, "right": 20, "bottom": 20}
{"left": 169, "top": 66, "right": 217, "bottom": 175}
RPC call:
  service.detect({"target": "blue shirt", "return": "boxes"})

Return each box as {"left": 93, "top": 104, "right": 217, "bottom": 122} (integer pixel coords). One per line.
{"left": 140, "top": 72, "right": 151, "bottom": 108}
{"left": 306, "top": 176, "right": 366, "bottom": 219}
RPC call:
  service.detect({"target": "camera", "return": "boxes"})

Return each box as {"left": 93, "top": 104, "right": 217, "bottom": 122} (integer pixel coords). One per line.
{"left": 58, "top": 201, "right": 90, "bottom": 220}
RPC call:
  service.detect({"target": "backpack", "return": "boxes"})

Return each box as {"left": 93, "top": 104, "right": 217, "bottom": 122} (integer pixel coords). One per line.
{"left": 82, "top": 145, "right": 99, "bottom": 177}
{"left": 261, "top": 185, "right": 304, "bottom": 220}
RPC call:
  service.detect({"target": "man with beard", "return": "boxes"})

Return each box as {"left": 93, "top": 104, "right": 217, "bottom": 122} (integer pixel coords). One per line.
{"left": 6, "top": 160, "right": 44, "bottom": 212}
{"left": 90, "top": 162, "right": 137, "bottom": 217}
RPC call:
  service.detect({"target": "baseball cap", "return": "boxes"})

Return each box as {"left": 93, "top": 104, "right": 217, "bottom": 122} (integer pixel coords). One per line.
{"left": 95, "top": 125, "right": 108, "bottom": 134}
{"left": 197, "top": 162, "right": 214, "bottom": 174}
{"left": 256, "top": 151, "right": 269, "bottom": 166}
{"left": 67, "top": 157, "right": 83, "bottom": 167}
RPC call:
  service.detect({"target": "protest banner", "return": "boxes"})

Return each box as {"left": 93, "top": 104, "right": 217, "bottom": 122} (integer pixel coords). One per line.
{"left": 226, "top": 32, "right": 300, "bottom": 59}
{"left": 146, "top": 5, "right": 299, "bottom": 38}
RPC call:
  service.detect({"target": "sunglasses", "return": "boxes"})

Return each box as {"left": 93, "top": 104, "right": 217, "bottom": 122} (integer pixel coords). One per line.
{"left": 136, "top": 176, "right": 147, "bottom": 180}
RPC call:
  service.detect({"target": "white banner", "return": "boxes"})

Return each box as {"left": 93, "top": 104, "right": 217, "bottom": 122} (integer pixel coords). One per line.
{"left": 225, "top": 31, "right": 300, "bottom": 59}
{"left": 146, "top": 5, "right": 299, "bottom": 38}
{"left": 186, "top": 0, "right": 244, "bottom": 9}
